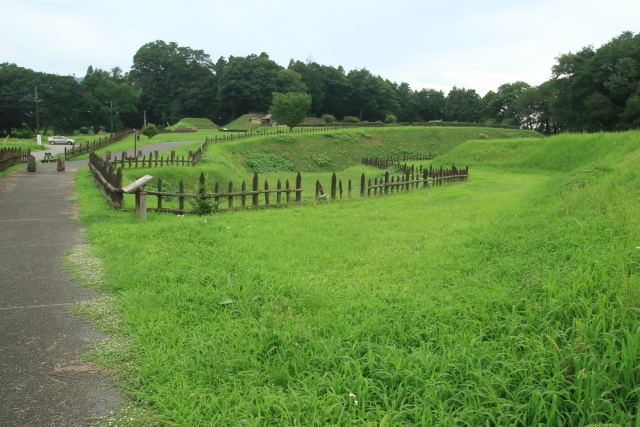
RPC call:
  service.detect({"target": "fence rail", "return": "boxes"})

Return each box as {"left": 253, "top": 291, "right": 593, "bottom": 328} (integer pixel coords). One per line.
{"left": 65, "top": 129, "right": 134, "bottom": 160}
{"left": 0, "top": 147, "right": 30, "bottom": 172}
{"left": 89, "top": 152, "right": 469, "bottom": 216}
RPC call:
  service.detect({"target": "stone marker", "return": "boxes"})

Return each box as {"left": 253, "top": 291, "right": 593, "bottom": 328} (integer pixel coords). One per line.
{"left": 27, "top": 156, "right": 36, "bottom": 172}
{"left": 57, "top": 157, "right": 65, "bottom": 172}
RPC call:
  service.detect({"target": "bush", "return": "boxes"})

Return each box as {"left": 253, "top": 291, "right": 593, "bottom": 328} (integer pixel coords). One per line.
{"left": 385, "top": 114, "right": 398, "bottom": 124}
{"left": 141, "top": 124, "right": 159, "bottom": 139}
{"left": 322, "top": 114, "right": 336, "bottom": 123}
{"left": 79, "top": 127, "right": 89, "bottom": 135}
{"left": 342, "top": 116, "right": 360, "bottom": 124}
{"left": 311, "top": 154, "right": 331, "bottom": 166}
{"left": 245, "top": 152, "right": 295, "bottom": 173}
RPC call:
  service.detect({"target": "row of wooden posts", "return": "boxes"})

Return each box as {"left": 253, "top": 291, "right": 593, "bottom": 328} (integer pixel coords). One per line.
{"left": 207, "top": 123, "right": 412, "bottom": 143}
{"left": 64, "top": 129, "right": 133, "bottom": 160}
{"left": 0, "top": 148, "right": 31, "bottom": 172}
{"left": 89, "top": 151, "right": 469, "bottom": 216}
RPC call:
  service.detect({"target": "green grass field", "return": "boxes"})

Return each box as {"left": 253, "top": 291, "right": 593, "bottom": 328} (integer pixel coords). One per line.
{"left": 71, "top": 129, "right": 640, "bottom": 426}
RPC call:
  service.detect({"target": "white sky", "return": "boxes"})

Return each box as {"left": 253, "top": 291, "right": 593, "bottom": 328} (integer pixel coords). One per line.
{"left": 1, "top": 0, "right": 639, "bottom": 95}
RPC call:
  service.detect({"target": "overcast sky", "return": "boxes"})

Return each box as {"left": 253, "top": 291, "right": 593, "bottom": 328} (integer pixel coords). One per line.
{"left": 2, "top": 0, "right": 639, "bottom": 95}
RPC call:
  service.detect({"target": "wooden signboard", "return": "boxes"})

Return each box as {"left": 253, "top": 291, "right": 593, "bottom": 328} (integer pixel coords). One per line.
{"left": 122, "top": 175, "right": 153, "bottom": 193}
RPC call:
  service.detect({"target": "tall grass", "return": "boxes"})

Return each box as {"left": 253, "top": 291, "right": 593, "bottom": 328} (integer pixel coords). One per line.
{"left": 73, "top": 131, "right": 640, "bottom": 426}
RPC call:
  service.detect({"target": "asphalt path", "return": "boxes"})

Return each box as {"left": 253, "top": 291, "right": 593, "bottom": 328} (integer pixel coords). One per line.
{"left": 0, "top": 140, "right": 193, "bottom": 426}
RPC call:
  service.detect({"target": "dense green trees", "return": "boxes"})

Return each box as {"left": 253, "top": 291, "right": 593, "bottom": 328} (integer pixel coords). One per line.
{"left": 269, "top": 92, "right": 312, "bottom": 130}
{"left": 82, "top": 66, "right": 140, "bottom": 133}
{"left": 131, "top": 40, "right": 216, "bottom": 126}
{"left": 1, "top": 31, "right": 638, "bottom": 137}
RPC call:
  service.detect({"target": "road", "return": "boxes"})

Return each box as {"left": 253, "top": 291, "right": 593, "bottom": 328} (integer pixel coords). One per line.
{"left": 0, "top": 140, "right": 193, "bottom": 426}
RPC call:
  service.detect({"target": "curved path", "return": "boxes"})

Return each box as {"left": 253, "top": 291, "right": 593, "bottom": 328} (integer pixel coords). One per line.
{"left": 0, "top": 141, "right": 193, "bottom": 426}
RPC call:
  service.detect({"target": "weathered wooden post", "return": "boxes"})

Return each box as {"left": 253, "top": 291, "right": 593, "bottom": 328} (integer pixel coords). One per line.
{"left": 384, "top": 171, "right": 389, "bottom": 194}
{"left": 276, "top": 179, "right": 282, "bottom": 204}
{"left": 360, "top": 173, "right": 365, "bottom": 197}
{"left": 228, "top": 181, "right": 234, "bottom": 209}
{"left": 179, "top": 180, "right": 185, "bottom": 212}
{"left": 252, "top": 173, "right": 259, "bottom": 206}
{"left": 241, "top": 181, "right": 246, "bottom": 207}
{"left": 295, "top": 172, "right": 302, "bottom": 202}
{"left": 157, "top": 178, "right": 163, "bottom": 210}
{"left": 265, "top": 180, "right": 270, "bottom": 205}
{"left": 57, "top": 157, "right": 65, "bottom": 172}
{"left": 331, "top": 173, "right": 337, "bottom": 200}
{"left": 286, "top": 179, "right": 290, "bottom": 203}
{"left": 122, "top": 175, "right": 153, "bottom": 220}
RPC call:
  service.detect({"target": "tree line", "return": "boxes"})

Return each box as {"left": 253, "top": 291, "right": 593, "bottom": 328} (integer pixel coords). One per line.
{"left": 1, "top": 31, "right": 638, "bottom": 136}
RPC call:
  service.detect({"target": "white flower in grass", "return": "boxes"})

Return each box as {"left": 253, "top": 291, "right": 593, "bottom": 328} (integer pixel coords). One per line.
{"left": 354, "top": 400, "right": 358, "bottom": 406}
{"left": 349, "top": 393, "right": 356, "bottom": 398}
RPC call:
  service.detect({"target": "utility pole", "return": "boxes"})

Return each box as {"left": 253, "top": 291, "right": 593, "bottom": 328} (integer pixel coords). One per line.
{"left": 143, "top": 110, "right": 147, "bottom": 127}
{"left": 34, "top": 86, "right": 41, "bottom": 145}
{"left": 110, "top": 100, "right": 114, "bottom": 135}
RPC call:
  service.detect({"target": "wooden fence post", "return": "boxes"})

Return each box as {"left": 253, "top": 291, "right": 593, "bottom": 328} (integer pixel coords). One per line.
{"left": 360, "top": 173, "right": 365, "bottom": 196}
{"left": 331, "top": 173, "right": 337, "bottom": 200}
{"left": 295, "top": 172, "right": 302, "bottom": 202}
{"left": 241, "top": 181, "right": 247, "bottom": 206}
{"left": 277, "top": 179, "right": 282, "bottom": 204}
{"left": 265, "top": 180, "right": 270, "bottom": 205}
{"left": 284, "top": 179, "right": 289, "bottom": 203}
{"left": 252, "top": 173, "right": 259, "bottom": 206}
{"left": 157, "top": 178, "right": 163, "bottom": 210}
{"left": 228, "top": 181, "right": 234, "bottom": 209}
{"left": 384, "top": 171, "right": 389, "bottom": 194}
{"left": 179, "top": 180, "right": 185, "bottom": 212}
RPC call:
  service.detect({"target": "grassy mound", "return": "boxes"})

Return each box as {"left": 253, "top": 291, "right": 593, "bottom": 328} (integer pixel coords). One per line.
{"left": 167, "top": 118, "right": 218, "bottom": 131}
{"left": 225, "top": 126, "right": 541, "bottom": 172}
{"left": 73, "top": 130, "right": 640, "bottom": 425}
{"left": 224, "top": 114, "right": 268, "bottom": 131}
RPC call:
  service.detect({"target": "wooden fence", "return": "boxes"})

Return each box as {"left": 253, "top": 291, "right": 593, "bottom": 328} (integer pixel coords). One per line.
{"left": 89, "top": 151, "right": 469, "bottom": 216}
{"left": 65, "top": 129, "right": 134, "bottom": 160}
{"left": 106, "top": 136, "right": 210, "bottom": 169}
{"left": 362, "top": 154, "right": 435, "bottom": 173}
{"left": 411, "top": 121, "right": 518, "bottom": 129}
{"left": 0, "top": 147, "right": 30, "bottom": 172}
{"left": 88, "top": 152, "right": 123, "bottom": 208}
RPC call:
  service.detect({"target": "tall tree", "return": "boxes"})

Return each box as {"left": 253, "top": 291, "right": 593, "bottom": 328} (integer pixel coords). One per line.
{"left": 131, "top": 40, "right": 216, "bottom": 126}
{"left": 82, "top": 66, "right": 140, "bottom": 132}
{"left": 445, "top": 87, "right": 481, "bottom": 122}
{"left": 269, "top": 92, "right": 312, "bottom": 131}
{"left": 550, "top": 31, "right": 640, "bottom": 131}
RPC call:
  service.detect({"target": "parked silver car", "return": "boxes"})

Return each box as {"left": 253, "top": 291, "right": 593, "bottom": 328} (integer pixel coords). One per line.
{"left": 48, "top": 135, "right": 75, "bottom": 145}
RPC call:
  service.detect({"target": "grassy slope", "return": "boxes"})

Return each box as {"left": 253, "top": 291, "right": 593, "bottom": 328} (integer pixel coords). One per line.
{"left": 74, "top": 130, "right": 640, "bottom": 426}
{"left": 121, "top": 126, "right": 539, "bottom": 198}
{"left": 224, "top": 114, "right": 269, "bottom": 131}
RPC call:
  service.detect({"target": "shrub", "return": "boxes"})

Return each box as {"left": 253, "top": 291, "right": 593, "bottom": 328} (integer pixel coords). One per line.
{"left": 342, "top": 116, "right": 360, "bottom": 124}
{"left": 79, "top": 127, "right": 89, "bottom": 135}
{"left": 385, "top": 114, "right": 398, "bottom": 124}
{"left": 245, "top": 152, "right": 295, "bottom": 173}
{"left": 141, "top": 124, "right": 159, "bottom": 139}
{"left": 266, "top": 134, "right": 297, "bottom": 143}
{"left": 311, "top": 154, "right": 331, "bottom": 166}
{"left": 322, "top": 114, "right": 336, "bottom": 123}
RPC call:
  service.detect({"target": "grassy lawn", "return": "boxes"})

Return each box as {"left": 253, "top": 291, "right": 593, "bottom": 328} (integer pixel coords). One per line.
{"left": 1, "top": 137, "right": 48, "bottom": 152}
{"left": 71, "top": 130, "right": 640, "bottom": 426}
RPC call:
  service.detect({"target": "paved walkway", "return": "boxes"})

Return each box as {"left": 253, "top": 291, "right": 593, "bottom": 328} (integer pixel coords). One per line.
{"left": 0, "top": 141, "right": 192, "bottom": 426}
